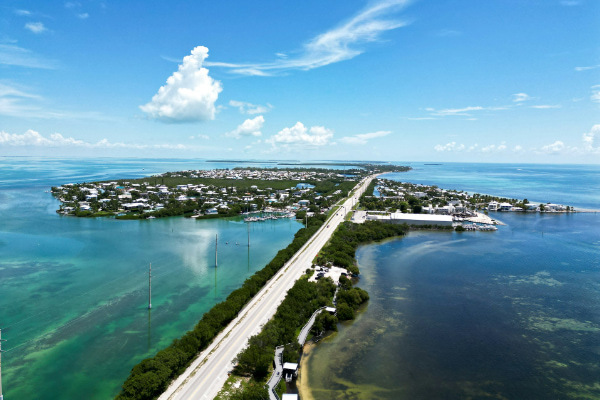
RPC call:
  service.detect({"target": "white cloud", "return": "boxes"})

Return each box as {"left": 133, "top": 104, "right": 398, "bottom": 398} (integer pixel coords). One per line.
{"left": 435, "top": 29, "right": 461, "bottom": 37}
{"left": 14, "top": 9, "right": 31, "bottom": 16}
{"left": 340, "top": 130, "right": 391, "bottom": 145}
{"left": 140, "top": 46, "right": 222, "bottom": 123}
{"left": 226, "top": 115, "right": 265, "bottom": 138}
{"left": 591, "top": 85, "right": 600, "bottom": 103}
{"left": 428, "top": 106, "right": 484, "bottom": 116}
{"left": 530, "top": 105, "right": 561, "bottom": 109}
{"left": 481, "top": 143, "right": 507, "bottom": 153}
{"left": 512, "top": 93, "right": 531, "bottom": 102}
{"left": 267, "top": 122, "right": 333, "bottom": 148}
{"left": 0, "top": 44, "right": 58, "bottom": 69}
{"left": 206, "top": 0, "right": 411, "bottom": 76}
{"left": 0, "top": 129, "right": 189, "bottom": 150}
{"left": 575, "top": 64, "right": 600, "bottom": 72}
{"left": 25, "top": 22, "right": 47, "bottom": 34}
{"left": 0, "top": 82, "right": 108, "bottom": 120}
{"left": 229, "top": 100, "right": 272, "bottom": 115}
{"left": 78, "top": 13, "right": 89, "bottom": 19}
{"left": 434, "top": 142, "right": 465, "bottom": 152}
{"left": 560, "top": 0, "right": 581, "bottom": 5}
{"left": 435, "top": 142, "right": 512, "bottom": 153}
{"left": 539, "top": 140, "right": 568, "bottom": 154}
{"left": 582, "top": 124, "right": 600, "bottom": 153}
{"left": 513, "top": 145, "right": 524, "bottom": 152}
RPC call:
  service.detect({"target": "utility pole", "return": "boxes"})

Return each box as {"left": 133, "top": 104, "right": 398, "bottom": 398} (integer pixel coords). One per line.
{"left": 148, "top": 263, "right": 152, "bottom": 310}
{"left": 215, "top": 234, "right": 218, "bottom": 268}
{"left": 0, "top": 328, "right": 5, "bottom": 400}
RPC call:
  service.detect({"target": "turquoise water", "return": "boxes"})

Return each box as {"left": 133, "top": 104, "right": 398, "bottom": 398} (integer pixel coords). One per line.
{"left": 303, "top": 164, "right": 600, "bottom": 399}
{"left": 0, "top": 157, "right": 303, "bottom": 399}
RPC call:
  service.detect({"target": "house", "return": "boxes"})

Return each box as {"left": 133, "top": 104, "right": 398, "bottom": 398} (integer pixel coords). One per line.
{"left": 499, "top": 202, "right": 513, "bottom": 211}
{"left": 488, "top": 201, "right": 499, "bottom": 211}
{"left": 206, "top": 208, "right": 218, "bottom": 215}
{"left": 282, "top": 362, "right": 298, "bottom": 382}
{"left": 298, "top": 199, "right": 310, "bottom": 207}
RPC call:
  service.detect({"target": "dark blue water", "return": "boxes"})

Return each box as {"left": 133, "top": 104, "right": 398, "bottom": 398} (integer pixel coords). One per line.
{"left": 302, "top": 164, "right": 600, "bottom": 400}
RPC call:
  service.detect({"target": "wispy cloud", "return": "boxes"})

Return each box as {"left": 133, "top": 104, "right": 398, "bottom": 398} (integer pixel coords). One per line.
{"left": 0, "top": 82, "right": 108, "bottom": 120}
{"left": 25, "top": 22, "right": 48, "bottom": 34}
{"left": 591, "top": 85, "right": 600, "bottom": 103}
{"left": 0, "top": 44, "right": 58, "bottom": 69}
{"left": 512, "top": 92, "right": 532, "bottom": 102}
{"left": 575, "top": 64, "right": 600, "bottom": 72}
{"left": 530, "top": 104, "right": 561, "bottom": 109}
{"left": 435, "top": 29, "right": 461, "bottom": 37}
{"left": 225, "top": 115, "right": 265, "bottom": 138}
{"left": 0, "top": 129, "right": 191, "bottom": 150}
{"left": 267, "top": 122, "right": 333, "bottom": 149}
{"left": 14, "top": 9, "right": 31, "bottom": 16}
{"left": 340, "top": 130, "right": 391, "bottom": 145}
{"left": 426, "top": 106, "right": 508, "bottom": 117}
{"left": 140, "top": 46, "right": 222, "bottom": 123}
{"left": 560, "top": 0, "right": 581, "bottom": 6}
{"left": 229, "top": 100, "right": 272, "bottom": 115}
{"left": 206, "top": 0, "right": 411, "bottom": 76}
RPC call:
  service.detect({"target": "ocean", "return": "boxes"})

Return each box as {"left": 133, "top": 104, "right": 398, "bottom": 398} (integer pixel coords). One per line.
{"left": 0, "top": 157, "right": 304, "bottom": 399}
{"left": 301, "top": 163, "right": 600, "bottom": 399}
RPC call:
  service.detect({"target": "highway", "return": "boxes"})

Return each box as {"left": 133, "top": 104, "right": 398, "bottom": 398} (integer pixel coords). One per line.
{"left": 159, "top": 174, "right": 376, "bottom": 400}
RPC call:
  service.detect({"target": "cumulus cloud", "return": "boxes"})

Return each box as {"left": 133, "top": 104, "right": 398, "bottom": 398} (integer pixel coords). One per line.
{"left": 591, "top": 85, "right": 600, "bottom": 103}
{"left": 512, "top": 93, "right": 531, "bottom": 102}
{"left": 341, "top": 130, "right": 391, "bottom": 145}
{"left": 539, "top": 140, "right": 566, "bottom": 154}
{"left": 481, "top": 143, "right": 507, "bottom": 153}
{"left": 229, "top": 100, "right": 271, "bottom": 115}
{"left": 25, "top": 22, "right": 47, "bottom": 34}
{"left": 0, "top": 129, "right": 189, "bottom": 150}
{"left": 140, "top": 46, "right": 222, "bottom": 123}
{"left": 226, "top": 116, "right": 265, "bottom": 138}
{"left": 267, "top": 122, "right": 333, "bottom": 148}
{"left": 435, "top": 142, "right": 513, "bottom": 153}
{"left": 582, "top": 124, "right": 600, "bottom": 153}
{"left": 206, "top": 0, "right": 411, "bottom": 76}
{"left": 434, "top": 142, "right": 465, "bottom": 152}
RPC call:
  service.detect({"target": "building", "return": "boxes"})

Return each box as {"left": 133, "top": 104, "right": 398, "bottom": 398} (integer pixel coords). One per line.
{"left": 366, "top": 213, "right": 453, "bottom": 226}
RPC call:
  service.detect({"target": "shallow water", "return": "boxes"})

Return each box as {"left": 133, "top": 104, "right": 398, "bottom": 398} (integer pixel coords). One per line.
{"left": 0, "top": 158, "right": 303, "bottom": 399}
{"left": 302, "top": 212, "right": 600, "bottom": 399}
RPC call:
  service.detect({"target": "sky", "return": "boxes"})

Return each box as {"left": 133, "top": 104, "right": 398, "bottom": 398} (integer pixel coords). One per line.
{"left": 0, "top": 0, "right": 599, "bottom": 163}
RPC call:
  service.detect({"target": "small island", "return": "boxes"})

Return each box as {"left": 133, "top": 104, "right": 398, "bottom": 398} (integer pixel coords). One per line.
{"left": 50, "top": 165, "right": 410, "bottom": 220}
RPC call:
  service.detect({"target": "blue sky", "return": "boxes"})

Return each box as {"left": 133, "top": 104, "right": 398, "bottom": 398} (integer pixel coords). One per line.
{"left": 1, "top": 0, "right": 599, "bottom": 163}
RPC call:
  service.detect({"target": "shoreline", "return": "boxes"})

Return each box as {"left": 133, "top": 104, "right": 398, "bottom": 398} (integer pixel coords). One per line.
{"left": 297, "top": 341, "right": 316, "bottom": 400}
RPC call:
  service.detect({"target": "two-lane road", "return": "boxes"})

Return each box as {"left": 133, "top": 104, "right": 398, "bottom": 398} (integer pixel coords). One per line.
{"left": 160, "top": 174, "right": 375, "bottom": 400}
